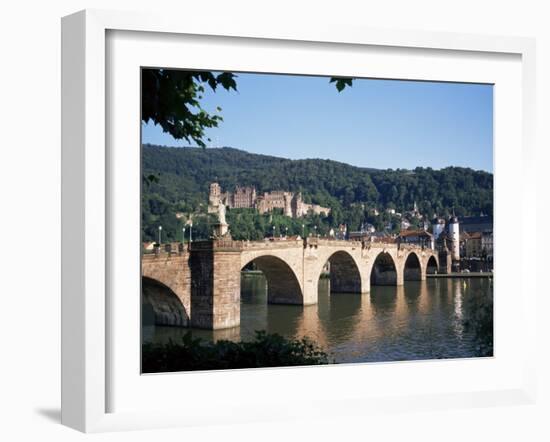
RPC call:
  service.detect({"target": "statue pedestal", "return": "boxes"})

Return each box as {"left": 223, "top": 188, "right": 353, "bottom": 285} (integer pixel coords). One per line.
{"left": 213, "top": 222, "right": 229, "bottom": 238}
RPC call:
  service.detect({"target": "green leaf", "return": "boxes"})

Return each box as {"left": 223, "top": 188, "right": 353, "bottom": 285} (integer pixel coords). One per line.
{"left": 330, "top": 76, "right": 354, "bottom": 92}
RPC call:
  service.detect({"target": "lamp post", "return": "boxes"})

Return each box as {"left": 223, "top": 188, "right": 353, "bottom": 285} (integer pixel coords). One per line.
{"left": 182, "top": 227, "right": 186, "bottom": 244}
{"left": 272, "top": 225, "right": 275, "bottom": 239}
{"left": 285, "top": 226, "right": 288, "bottom": 238}
{"left": 158, "top": 225, "right": 162, "bottom": 245}
{"left": 189, "top": 222, "right": 193, "bottom": 243}
{"left": 314, "top": 225, "right": 318, "bottom": 237}
{"left": 302, "top": 224, "right": 305, "bottom": 238}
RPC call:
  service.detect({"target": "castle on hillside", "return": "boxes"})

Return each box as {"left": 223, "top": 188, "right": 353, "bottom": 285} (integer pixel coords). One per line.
{"left": 208, "top": 182, "right": 331, "bottom": 219}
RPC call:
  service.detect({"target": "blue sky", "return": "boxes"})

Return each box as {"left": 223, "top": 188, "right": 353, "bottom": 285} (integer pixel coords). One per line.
{"left": 142, "top": 72, "right": 493, "bottom": 172}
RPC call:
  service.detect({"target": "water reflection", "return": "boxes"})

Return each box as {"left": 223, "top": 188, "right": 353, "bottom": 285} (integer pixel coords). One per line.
{"left": 453, "top": 279, "right": 465, "bottom": 340}
{"left": 144, "top": 273, "right": 492, "bottom": 363}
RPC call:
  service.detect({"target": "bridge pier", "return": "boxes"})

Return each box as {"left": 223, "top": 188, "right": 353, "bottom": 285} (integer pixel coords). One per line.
{"left": 397, "top": 271, "right": 404, "bottom": 286}
{"left": 438, "top": 249, "right": 453, "bottom": 274}
{"left": 190, "top": 241, "right": 241, "bottom": 330}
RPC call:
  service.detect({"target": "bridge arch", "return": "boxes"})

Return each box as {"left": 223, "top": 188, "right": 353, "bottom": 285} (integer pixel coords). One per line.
{"left": 403, "top": 251, "right": 422, "bottom": 281}
{"left": 320, "top": 250, "right": 364, "bottom": 294}
{"left": 426, "top": 255, "right": 439, "bottom": 274}
{"left": 370, "top": 251, "right": 398, "bottom": 286}
{"left": 142, "top": 276, "right": 190, "bottom": 327}
{"left": 241, "top": 255, "right": 303, "bottom": 305}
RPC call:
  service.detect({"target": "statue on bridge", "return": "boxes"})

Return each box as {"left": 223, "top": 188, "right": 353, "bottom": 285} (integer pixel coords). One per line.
{"left": 218, "top": 202, "right": 227, "bottom": 225}
{"left": 213, "top": 202, "right": 230, "bottom": 238}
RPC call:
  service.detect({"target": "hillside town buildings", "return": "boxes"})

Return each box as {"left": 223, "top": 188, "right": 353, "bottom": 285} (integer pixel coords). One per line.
{"left": 462, "top": 231, "right": 483, "bottom": 258}
{"left": 208, "top": 182, "right": 331, "bottom": 219}
{"left": 430, "top": 214, "right": 493, "bottom": 271}
{"left": 206, "top": 185, "right": 493, "bottom": 269}
{"left": 398, "top": 229, "right": 435, "bottom": 249}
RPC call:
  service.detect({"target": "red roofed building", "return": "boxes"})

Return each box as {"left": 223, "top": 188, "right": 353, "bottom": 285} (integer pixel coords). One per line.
{"left": 398, "top": 229, "right": 434, "bottom": 249}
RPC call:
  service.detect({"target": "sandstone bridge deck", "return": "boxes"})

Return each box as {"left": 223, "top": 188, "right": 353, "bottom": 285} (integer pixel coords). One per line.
{"left": 141, "top": 238, "right": 444, "bottom": 330}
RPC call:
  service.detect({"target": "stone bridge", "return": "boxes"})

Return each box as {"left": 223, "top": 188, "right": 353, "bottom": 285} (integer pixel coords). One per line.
{"left": 142, "top": 238, "right": 444, "bottom": 330}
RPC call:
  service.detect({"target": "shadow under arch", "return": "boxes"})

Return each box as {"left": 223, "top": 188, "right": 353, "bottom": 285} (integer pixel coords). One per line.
{"left": 241, "top": 255, "right": 303, "bottom": 305}
{"left": 324, "top": 250, "right": 363, "bottom": 294}
{"left": 370, "top": 251, "right": 398, "bottom": 286}
{"left": 142, "top": 276, "right": 189, "bottom": 327}
{"left": 403, "top": 252, "right": 422, "bottom": 281}
{"left": 426, "top": 255, "right": 439, "bottom": 274}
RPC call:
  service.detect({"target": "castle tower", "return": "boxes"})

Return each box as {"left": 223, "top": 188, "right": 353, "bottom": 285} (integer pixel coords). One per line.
{"left": 208, "top": 182, "right": 222, "bottom": 214}
{"left": 448, "top": 215, "right": 460, "bottom": 261}
{"left": 284, "top": 193, "right": 293, "bottom": 217}
{"left": 209, "top": 182, "right": 221, "bottom": 204}
{"left": 291, "top": 192, "right": 303, "bottom": 218}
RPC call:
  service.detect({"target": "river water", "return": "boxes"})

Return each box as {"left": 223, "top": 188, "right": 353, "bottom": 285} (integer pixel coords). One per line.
{"left": 143, "top": 274, "right": 492, "bottom": 363}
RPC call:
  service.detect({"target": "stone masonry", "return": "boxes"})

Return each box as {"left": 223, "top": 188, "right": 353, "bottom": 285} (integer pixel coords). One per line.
{"left": 142, "top": 238, "right": 441, "bottom": 330}
{"left": 142, "top": 250, "right": 191, "bottom": 327}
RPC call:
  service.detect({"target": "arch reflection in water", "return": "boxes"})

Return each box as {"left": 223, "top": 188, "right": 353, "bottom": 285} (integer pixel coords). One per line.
{"left": 241, "top": 271, "right": 304, "bottom": 340}
{"left": 144, "top": 273, "right": 491, "bottom": 363}
{"left": 364, "top": 285, "right": 402, "bottom": 346}
{"left": 319, "top": 279, "right": 364, "bottom": 345}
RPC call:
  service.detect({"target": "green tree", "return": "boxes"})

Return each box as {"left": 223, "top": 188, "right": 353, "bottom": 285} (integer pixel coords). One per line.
{"left": 142, "top": 331, "right": 330, "bottom": 372}
{"left": 142, "top": 69, "right": 238, "bottom": 146}
{"left": 141, "top": 145, "right": 493, "bottom": 242}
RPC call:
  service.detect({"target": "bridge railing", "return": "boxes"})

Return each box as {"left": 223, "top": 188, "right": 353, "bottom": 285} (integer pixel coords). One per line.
{"left": 142, "top": 242, "right": 187, "bottom": 257}
{"left": 141, "top": 238, "right": 436, "bottom": 257}
{"left": 305, "top": 237, "right": 362, "bottom": 248}
{"left": 241, "top": 238, "right": 304, "bottom": 250}
{"left": 360, "top": 241, "right": 433, "bottom": 253}
{"left": 188, "top": 239, "right": 245, "bottom": 251}
{"left": 188, "top": 238, "right": 304, "bottom": 251}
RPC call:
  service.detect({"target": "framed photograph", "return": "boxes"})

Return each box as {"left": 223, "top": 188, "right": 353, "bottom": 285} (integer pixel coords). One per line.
{"left": 61, "top": 9, "right": 537, "bottom": 432}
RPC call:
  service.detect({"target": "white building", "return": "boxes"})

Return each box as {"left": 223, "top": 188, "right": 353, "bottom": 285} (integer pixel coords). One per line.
{"left": 448, "top": 215, "right": 460, "bottom": 261}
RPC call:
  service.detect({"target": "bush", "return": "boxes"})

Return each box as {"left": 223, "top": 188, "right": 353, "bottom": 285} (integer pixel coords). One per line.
{"left": 142, "top": 330, "right": 331, "bottom": 373}
{"left": 463, "top": 281, "right": 493, "bottom": 357}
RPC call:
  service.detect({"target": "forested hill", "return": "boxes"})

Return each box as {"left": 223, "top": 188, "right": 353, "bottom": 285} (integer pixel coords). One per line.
{"left": 141, "top": 144, "right": 493, "bottom": 241}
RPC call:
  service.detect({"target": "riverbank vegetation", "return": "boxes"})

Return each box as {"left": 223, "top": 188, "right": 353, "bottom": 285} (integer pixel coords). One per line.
{"left": 142, "top": 331, "right": 331, "bottom": 373}
{"left": 463, "top": 282, "right": 494, "bottom": 357}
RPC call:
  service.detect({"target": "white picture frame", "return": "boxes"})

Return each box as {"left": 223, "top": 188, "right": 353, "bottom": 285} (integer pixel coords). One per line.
{"left": 61, "top": 9, "right": 537, "bottom": 433}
